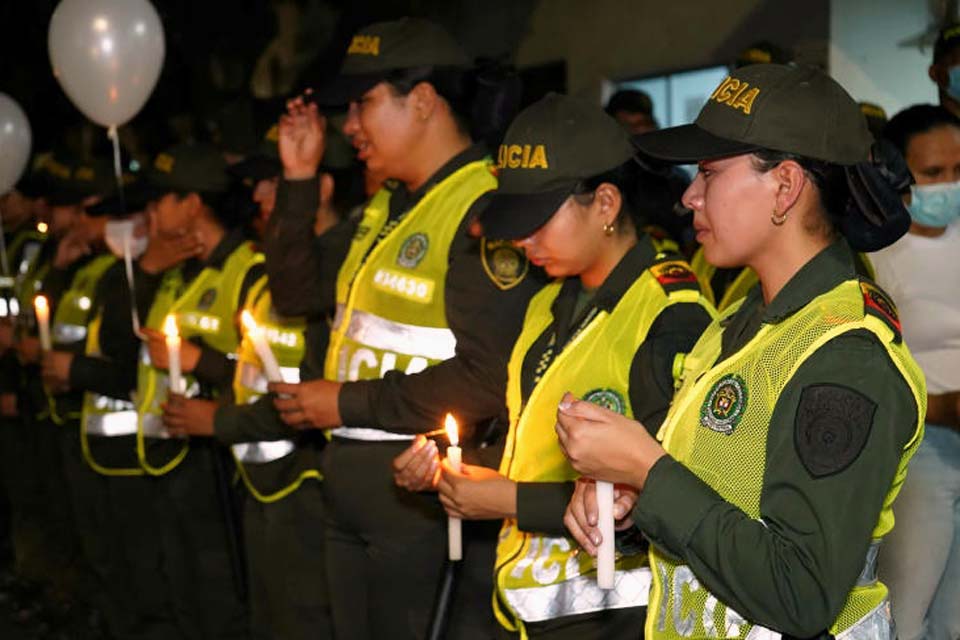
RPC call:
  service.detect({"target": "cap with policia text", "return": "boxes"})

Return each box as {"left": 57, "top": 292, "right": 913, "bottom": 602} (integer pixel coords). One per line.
{"left": 633, "top": 64, "right": 873, "bottom": 165}
{"left": 934, "top": 22, "right": 960, "bottom": 63}
{"left": 41, "top": 151, "right": 117, "bottom": 206}
{"left": 477, "top": 93, "right": 636, "bottom": 240}
{"left": 634, "top": 64, "right": 911, "bottom": 251}
{"left": 148, "top": 143, "right": 231, "bottom": 196}
{"left": 316, "top": 18, "right": 469, "bottom": 106}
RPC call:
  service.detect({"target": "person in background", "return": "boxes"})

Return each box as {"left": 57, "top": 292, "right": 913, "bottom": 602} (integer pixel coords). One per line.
{"left": 928, "top": 23, "right": 960, "bottom": 120}
{"left": 605, "top": 89, "right": 657, "bottom": 135}
{"left": 874, "top": 104, "right": 960, "bottom": 640}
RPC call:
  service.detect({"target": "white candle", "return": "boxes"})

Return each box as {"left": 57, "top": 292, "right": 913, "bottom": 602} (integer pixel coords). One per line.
{"left": 596, "top": 480, "right": 615, "bottom": 589}
{"left": 163, "top": 314, "right": 183, "bottom": 394}
{"left": 445, "top": 413, "right": 463, "bottom": 561}
{"left": 240, "top": 310, "right": 283, "bottom": 382}
{"left": 33, "top": 295, "right": 52, "bottom": 351}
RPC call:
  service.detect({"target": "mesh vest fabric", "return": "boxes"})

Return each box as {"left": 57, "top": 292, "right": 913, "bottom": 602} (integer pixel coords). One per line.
{"left": 646, "top": 279, "right": 926, "bottom": 640}
{"left": 135, "top": 242, "right": 263, "bottom": 475}
{"left": 494, "top": 262, "right": 712, "bottom": 637}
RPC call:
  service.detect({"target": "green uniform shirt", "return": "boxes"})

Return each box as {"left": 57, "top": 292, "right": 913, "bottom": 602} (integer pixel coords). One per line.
{"left": 633, "top": 240, "right": 918, "bottom": 636}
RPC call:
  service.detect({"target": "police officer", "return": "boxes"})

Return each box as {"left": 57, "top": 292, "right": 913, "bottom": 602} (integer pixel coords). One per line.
{"left": 135, "top": 143, "right": 263, "bottom": 639}
{"left": 430, "top": 94, "right": 715, "bottom": 639}
{"left": 558, "top": 64, "right": 922, "bottom": 640}
{"left": 264, "top": 17, "right": 544, "bottom": 640}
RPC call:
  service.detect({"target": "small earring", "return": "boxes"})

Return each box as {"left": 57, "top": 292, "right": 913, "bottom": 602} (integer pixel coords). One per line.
{"left": 603, "top": 222, "right": 615, "bottom": 236}
{"left": 771, "top": 208, "right": 788, "bottom": 226}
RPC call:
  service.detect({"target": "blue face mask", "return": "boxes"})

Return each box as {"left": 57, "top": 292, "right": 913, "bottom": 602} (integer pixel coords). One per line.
{"left": 948, "top": 66, "right": 960, "bottom": 101}
{"left": 909, "top": 181, "right": 960, "bottom": 228}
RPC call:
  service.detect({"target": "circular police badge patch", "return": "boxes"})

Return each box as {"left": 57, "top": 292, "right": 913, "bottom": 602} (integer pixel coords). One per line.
{"left": 198, "top": 288, "right": 217, "bottom": 310}
{"left": 397, "top": 233, "right": 429, "bottom": 269}
{"left": 583, "top": 388, "right": 626, "bottom": 415}
{"left": 700, "top": 374, "right": 747, "bottom": 435}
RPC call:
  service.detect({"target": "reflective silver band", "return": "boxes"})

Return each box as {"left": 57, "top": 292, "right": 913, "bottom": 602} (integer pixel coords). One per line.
{"left": 232, "top": 440, "right": 297, "bottom": 464}
{"left": 141, "top": 413, "right": 178, "bottom": 439}
{"left": 53, "top": 322, "right": 87, "bottom": 344}
{"left": 502, "top": 567, "right": 651, "bottom": 623}
{"left": 856, "top": 540, "right": 880, "bottom": 587}
{"left": 835, "top": 600, "right": 894, "bottom": 640}
{"left": 85, "top": 411, "right": 138, "bottom": 437}
{"left": 341, "top": 307, "right": 456, "bottom": 361}
{"left": 238, "top": 362, "right": 301, "bottom": 396}
{"left": 331, "top": 426, "right": 415, "bottom": 442}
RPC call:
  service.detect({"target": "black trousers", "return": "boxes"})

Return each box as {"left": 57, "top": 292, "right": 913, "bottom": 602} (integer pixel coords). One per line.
{"left": 323, "top": 437, "right": 498, "bottom": 640}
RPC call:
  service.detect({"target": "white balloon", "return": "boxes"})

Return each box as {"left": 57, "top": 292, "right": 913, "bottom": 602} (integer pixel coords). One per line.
{"left": 48, "top": 0, "right": 165, "bottom": 128}
{"left": 0, "top": 94, "right": 32, "bottom": 195}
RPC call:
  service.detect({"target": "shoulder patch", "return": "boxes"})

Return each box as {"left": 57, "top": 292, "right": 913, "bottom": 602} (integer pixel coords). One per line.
{"left": 481, "top": 238, "right": 529, "bottom": 291}
{"left": 650, "top": 259, "right": 700, "bottom": 294}
{"left": 859, "top": 280, "right": 901, "bottom": 339}
{"left": 794, "top": 384, "right": 876, "bottom": 479}
{"left": 583, "top": 388, "right": 626, "bottom": 415}
{"left": 700, "top": 374, "right": 747, "bottom": 435}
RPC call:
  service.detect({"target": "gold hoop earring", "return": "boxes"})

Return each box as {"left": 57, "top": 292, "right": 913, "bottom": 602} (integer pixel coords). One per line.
{"left": 771, "top": 208, "right": 788, "bottom": 226}
{"left": 603, "top": 222, "right": 615, "bottom": 236}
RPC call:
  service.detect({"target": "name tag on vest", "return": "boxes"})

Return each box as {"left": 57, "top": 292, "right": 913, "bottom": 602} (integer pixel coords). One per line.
{"left": 372, "top": 268, "right": 435, "bottom": 304}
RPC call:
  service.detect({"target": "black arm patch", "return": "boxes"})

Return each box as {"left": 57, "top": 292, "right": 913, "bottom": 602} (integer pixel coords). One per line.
{"left": 794, "top": 384, "right": 876, "bottom": 479}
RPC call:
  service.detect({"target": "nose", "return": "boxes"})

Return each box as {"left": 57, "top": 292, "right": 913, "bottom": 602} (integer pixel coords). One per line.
{"left": 681, "top": 173, "right": 705, "bottom": 212}
{"left": 343, "top": 103, "right": 360, "bottom": 137}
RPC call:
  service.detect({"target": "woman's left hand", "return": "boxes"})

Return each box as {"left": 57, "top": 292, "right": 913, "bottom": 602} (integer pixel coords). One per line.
{"left": 437, "top": 461, "right": 517, "bottom": 520}
{"left": 555, "top": 392, "right": 667, "bottom": 489}
{"left": 564, "top": 477, "right": 640, "bottom": 556}
{"left": 161, "top": 394, "right": 217, "bottom": 436}
{"left": 269, "top": 379, "right": 343, "bottom": 429}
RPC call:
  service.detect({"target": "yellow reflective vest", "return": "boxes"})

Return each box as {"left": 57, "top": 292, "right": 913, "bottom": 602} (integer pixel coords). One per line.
{"left": 136, "top": 241, "right": 263, "bottom": 475}
{"left": 647, "top": 279, "right": 925, "bottom": 640}
{"left": 324, "top": 160, "right": 496, "bottom": 439}
{"left": 494, "top": 256, "right": 714, "bottom": 637}
{"left": 231, "top": 276, "right": 320, "bottom": 502}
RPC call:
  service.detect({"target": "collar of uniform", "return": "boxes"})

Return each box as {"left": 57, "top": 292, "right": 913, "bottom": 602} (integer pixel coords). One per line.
{"left": 388, "top": 143, "right": 489, "bottom": 217}
{"left": 761, "top": 238, "right": 858, "bottom": 324}
{"left": 551, "top": 233, "right": 659, "bottom": 320}
{"left": 183, "top": 227, "right": 248, "bottom": 281}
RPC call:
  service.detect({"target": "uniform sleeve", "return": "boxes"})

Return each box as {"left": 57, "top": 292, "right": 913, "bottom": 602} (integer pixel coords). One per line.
{"left": 264, "top": 177, "right": 353, "bottom": 318}
{"left": 337, "top": 229, "right": 546, "bottom": 434}
{"left": 629, "top": 302, "right": 713, "bottom": 433}
{"left": 632, "top": 330, "right": 918, "bottom": 637}
{"left": 516, "top": 481, "right": 575, "bottom": 536}
{"left": 213, "top": 393, "right": 294, "bottom": 445}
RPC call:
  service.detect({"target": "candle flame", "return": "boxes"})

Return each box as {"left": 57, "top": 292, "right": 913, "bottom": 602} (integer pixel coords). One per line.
{"left": 33, "top": 295, "right": 48, "bottom": 315}
{"left": 444, "top": 413, "right": 459, "bottom": 447}
{"left": 163, "top": 314, "right": 179, "bottom": 339}
{"left": 37, "top": 222, "right": 49, "bottom": 234}
{"left": 240, "top": 310, "right": 258, "bottom": 335}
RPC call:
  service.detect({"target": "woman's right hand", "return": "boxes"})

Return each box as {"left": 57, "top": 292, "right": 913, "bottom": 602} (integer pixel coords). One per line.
{"left": 564, "top": 478, "right": 639, "bottom": 557}
{"left": 392, "top": 435, "right": 441, "bottom": 492}
{"left": 138, "top": 210, "right": 204, "bottom": 274}
{"left": 279, "top": 94, "right": 327, "bottom": 180}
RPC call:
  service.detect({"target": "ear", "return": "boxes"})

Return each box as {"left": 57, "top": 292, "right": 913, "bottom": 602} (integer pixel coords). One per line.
{"left": 184, "top": 192, "right": 204, "bottom": 218}
{"left": 770, "top": 160, "right": 807, "bottom": 215}
{"left": 319, "top": 172, "right": 335, "bottom": 209}
{"left": 593, "top": 182, "right": 623, "bottom": 228}
{"left": 409, "top": 81, "right": 440, "bottom": 121}
{"left": 930, "top": 63, "right": 945, "bottom": 87}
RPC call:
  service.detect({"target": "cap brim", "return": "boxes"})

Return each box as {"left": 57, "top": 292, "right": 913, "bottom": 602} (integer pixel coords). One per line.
{"left": 311, "top": 72, "right": 386, "bottom": 108}
{"left": 632, "top": 124, "right": 760, "bottom": 163}
{"left": 228, "top": 155, "right": 281, "bottom": 182}
{"left": 85, "top": 183, "right": 159, "bottom": 216}
{"left": 476, "top": 185, "right": 574, "bottom": 240}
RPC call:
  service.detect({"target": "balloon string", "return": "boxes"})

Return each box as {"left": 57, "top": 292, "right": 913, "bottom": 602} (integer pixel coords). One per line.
{"left": 0, "top": 207, "right": 9, "bottom": 278}
{"left": 107, "top": 125, "right": 127, "bottom": 215}
{"left": 123, "top": 231, "right": 143, "bottom": 339}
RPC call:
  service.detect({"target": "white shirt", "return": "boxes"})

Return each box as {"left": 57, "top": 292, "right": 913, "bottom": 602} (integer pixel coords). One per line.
{"left": 871, "top": 222, "right": 960, "bottom": 394}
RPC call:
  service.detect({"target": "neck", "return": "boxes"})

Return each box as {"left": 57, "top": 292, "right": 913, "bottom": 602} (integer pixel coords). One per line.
{"left": 401, "top": 124, "right": 471, "bottom": 193}
{"left": 941, "top": 90, "right": 960, "bottom": 120}
{"left": 753, "top": 233, "right": 831, "bottom": 305}
{"left": 909, "top": 221, "right": 947, "bottom": 238}
{"left": 196, "top": 216, "right": 225, "bottom": 262}
{"left": 581, "top": 233, "right": 637, "bottom": 290}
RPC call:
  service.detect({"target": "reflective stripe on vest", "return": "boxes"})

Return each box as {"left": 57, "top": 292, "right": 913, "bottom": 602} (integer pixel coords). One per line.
{"left": 231, "top": 440, "right": 296, "bottom": 464}
{"left": 85, "top": 410, "right": 138, "bottom": 437}
{"left": 647, "top": 279, "right": 926, "bottom": 639}
{"left": 238, "top": 361, "right": 301, "bottom": 397}
{"left": 53, "top": 322, "right": 86, "bottom": 344}
{"left": 330, "top": 426, "right": 415, "bottom": 441}
{"left": 337, "top": 306, "right": 457, "bottom": 362}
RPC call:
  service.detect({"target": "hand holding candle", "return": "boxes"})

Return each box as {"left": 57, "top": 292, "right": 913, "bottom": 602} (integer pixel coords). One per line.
{"left": 163, "top": 314, "right": 183, "bottom": 394}
{"left": 241, "top": 310, "right": 283, "bottom": 382}
{"left": 445, "top": 413, "right": 462, "bottom": 561}
{"left": 33, "top": 295, "right": 52, "bottom": 351}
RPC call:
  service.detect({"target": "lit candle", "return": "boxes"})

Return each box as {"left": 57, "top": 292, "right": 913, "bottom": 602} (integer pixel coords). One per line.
{"left": 163, "top": 314, "right": 183, "bottom": 394}
{"left": 36, "top": 222, "right": 48, "bottom": 234}
{"left": 241, "top": 310, "right": 283, "bottom": 382}
{"left": 445, "top": 413, "right": 462, "bottom": 561}
{"left": 596, "top": 480, "right": 615, "bottom": 589}
{"left": 33, "top": 295, "right": 52, "bottom": 351}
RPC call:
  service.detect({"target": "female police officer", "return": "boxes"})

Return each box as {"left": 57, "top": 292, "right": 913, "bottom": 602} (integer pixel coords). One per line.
{"left": 431, "top": 93, "right": 713, "bottom": 639}
{"left": 557, "top": 64, "right": 924, "bottom": 640}
{"left": 263, "top": 17, "right": 543, "bottom": 640}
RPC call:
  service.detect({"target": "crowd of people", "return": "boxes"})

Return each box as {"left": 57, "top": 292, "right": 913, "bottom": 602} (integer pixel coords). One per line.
{"left": 0, "top": 13, "right": 956, "bottom": 640}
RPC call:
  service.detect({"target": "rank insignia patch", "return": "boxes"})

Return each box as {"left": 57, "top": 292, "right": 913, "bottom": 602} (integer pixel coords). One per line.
{"left": 397, "top": 233, "right": 429, "bottom": 269}
{"left": 700, "top": 374, "right": 747, "bottom": 435}
{"left": 481, "top": 238, "right": 528, "bottom": 291}
{"left": 583, "top": 388, "right": 626, "bottom": 415}
{"left": 860, "top": 281, "right": 901, "bottom": 337}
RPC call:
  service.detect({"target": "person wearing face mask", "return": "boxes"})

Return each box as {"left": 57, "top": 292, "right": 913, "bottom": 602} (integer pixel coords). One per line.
{"left": 929, "top": 23, "right": 960, "bottom": 120}
{"left": 872, "top": 104, "right": 960, "bottom": 640}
